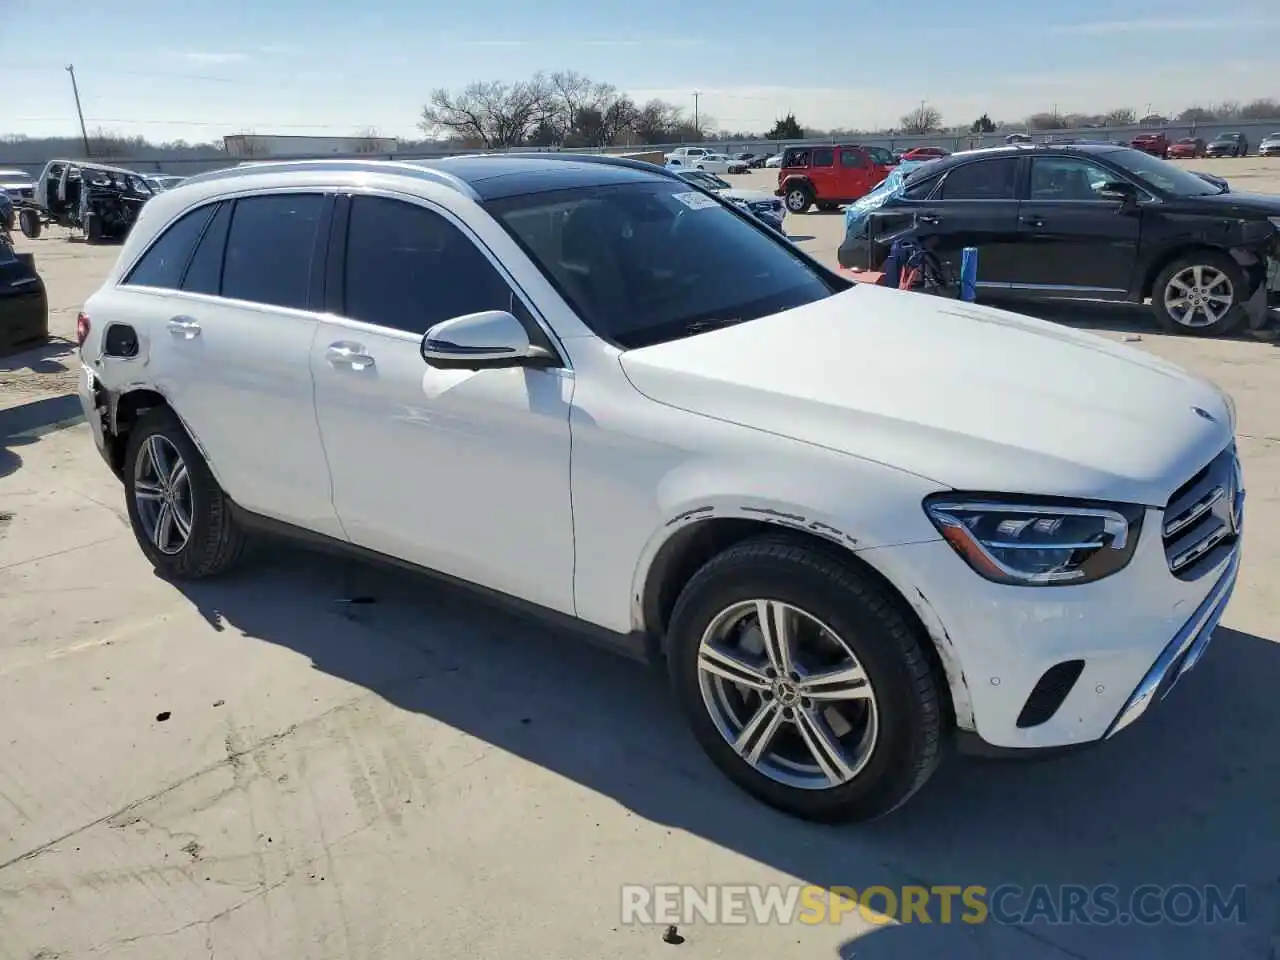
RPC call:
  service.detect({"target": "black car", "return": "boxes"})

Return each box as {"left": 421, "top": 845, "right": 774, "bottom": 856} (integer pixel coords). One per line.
{"left": 837, "top": 143, "right": 1280, "bottom": 336}
{"left": 0, "top": 239, "right": 49, "bottom": 355}
{"left": 1206, "top": 133, "right": 1248, "bottom": 158}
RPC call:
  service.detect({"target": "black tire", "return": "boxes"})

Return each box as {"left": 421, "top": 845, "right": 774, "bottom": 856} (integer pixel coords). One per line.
{"left": 123, "top": 406, "right": 247, "bottom": 579}
{"left": 784, "top": 183, "right": 813, "bottom": 214}
{"left": 666, "top": 536, "right": 944, "bottom": 822}
{"left": 1150, "top": 250, "right": 1247, "bottom": 337}
{"left": 18, "top": 208, "right": 40, "bottom": 239}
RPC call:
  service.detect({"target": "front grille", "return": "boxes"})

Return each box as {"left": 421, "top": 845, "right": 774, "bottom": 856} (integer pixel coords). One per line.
{"left": 1162, "top": 446, "right": 1242, "bottom": 580}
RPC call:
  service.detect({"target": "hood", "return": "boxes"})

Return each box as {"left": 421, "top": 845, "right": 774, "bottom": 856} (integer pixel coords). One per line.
{"left": 618, "top": 286, "right": 1232, "bottom": 506}
{"left": 1166, "top": 189, "right": 1280, "bottom": 217}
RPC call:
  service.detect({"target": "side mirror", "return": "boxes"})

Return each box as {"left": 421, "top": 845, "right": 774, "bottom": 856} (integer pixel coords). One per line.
{"left": 420, "top": 310, "right": 557, "bottom": 371}
{"left": 1097, "top": 180, "right": 1138, "bottom": 202}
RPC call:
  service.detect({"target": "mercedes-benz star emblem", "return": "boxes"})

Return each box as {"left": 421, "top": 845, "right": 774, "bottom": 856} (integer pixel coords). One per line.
{"left": 1192, "top": 406, "right": 1216, "bottom": 423}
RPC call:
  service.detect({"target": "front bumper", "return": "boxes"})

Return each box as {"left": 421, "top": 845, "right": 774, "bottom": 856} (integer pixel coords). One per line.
{"left": 863, "top": 499, "right": 1242, "bottom": 752}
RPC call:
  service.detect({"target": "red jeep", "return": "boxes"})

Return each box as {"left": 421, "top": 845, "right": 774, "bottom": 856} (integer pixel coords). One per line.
{"left": 1129, "top": 132, "right": 1169, "bottom": 158}
{"left": 775, "top": 144, "right": 897, "bottom": 213}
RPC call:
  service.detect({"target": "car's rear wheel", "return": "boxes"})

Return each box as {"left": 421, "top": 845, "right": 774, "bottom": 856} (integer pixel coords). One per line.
{"left": 667, "top": 536, "right": 943, "bottom": 822}
{"left": 124, "top": 407, "right": 247, "bottom": 579}
{"left": 1151, "top": 251, "right": 1247, "bottom": 336}
{"left": 784, "top": 184, "right": 813, "bottom": 213}
{"left": 18, "top": 208, "right": 40, "bottom": 239}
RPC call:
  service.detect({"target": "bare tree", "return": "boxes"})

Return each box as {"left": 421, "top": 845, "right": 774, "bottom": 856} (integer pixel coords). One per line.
{"left": 419, "top": 76, "right": 554, "bottom": 148}
{"left": 899, "top": 104, "right": 942, "bottom": 135}
{"left": 1178, "top": 106, "right": 1217, "bottom": 123}
{"left": 1103, "top": 108, "right": 1136, "bottom": 126}
{"left": 1026, "top": 112, "right": 1068, "bottom": 131}
{"left": 1240, "top": 98, "right": 1279, "bottom": 120}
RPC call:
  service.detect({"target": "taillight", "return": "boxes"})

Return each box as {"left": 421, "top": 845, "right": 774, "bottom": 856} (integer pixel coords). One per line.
{"left": 76, "top": 311, "right": 91, "bottom": 347}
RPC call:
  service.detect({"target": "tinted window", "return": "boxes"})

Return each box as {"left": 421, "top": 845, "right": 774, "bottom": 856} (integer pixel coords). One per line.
{"left": 343, "top": 196, "right": 517, "bottom": 335}
{"left": 839, "top": 149, "right": 867, "bottom": 168}
{"left": 489, "top": 180, "right": 837, "bottom": 350}
{"left": 124, "top": 205, "right": 215, "bottom": 288}
{"left": 221, "top": 194, "right": 324, "bottom": 310}
{"left": 181, "top": 201, "right": 231, "bottom": 295}
{"left": 902, "top": 177, "right": 939, "bottom": 200}
{"left": 812, "top": 148, "right": 834, "bottom": 167}
{"left": 1029, "top": 157, "right": 1115, "bottom": 201}
{"left": 783, "top": 148, "right": 809, "bottom": 168}
{"left": 938, "top": 158, "right": 1018, "bottom": 200}
{"left": 1103, "top": 148, "right": 1220, "bottom": 196}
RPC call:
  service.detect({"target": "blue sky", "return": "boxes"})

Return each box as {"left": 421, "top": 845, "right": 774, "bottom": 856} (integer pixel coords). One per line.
{"left": 3, "top": 0, "right": 1277, "bottom": 142}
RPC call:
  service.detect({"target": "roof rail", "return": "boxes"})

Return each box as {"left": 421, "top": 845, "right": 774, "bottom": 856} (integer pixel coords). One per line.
{"left": 181, "top": 158, "right": 481, "bottom": 200}
{"left": 489, "top": 151, "right": 680, "bottom": 178}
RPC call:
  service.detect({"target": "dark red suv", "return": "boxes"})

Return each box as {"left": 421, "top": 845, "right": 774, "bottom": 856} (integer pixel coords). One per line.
{"left": 1129, "top": 132, "right": 1169, "bottom": 158}
{"left": 775, "top": 144, "right": 897, "bottom": 213}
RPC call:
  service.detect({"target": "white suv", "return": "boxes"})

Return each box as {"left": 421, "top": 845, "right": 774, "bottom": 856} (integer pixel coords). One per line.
{"left": 76, "top": 155, "right": 1244, "bottom": 822}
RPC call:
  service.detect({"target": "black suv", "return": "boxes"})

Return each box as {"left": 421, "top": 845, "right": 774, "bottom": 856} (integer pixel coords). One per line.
{"left": 1206, "top": 133, "right": 1248, "bottom": 158}
{"left": 838, "top": 144, "right": 1280, "bottom": 336}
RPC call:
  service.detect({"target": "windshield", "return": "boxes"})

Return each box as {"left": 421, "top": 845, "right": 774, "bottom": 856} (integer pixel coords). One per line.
{"left": 1101, "top": 147, "right": 1222, "bottom": 196}
{"left": 487, "top": 180, "right": 838, "bottom": 349}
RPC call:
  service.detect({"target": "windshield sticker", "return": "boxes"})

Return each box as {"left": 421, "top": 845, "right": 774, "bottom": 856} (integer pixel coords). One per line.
{"left": 673, "top": 191, "right": 720, "bottom": 210}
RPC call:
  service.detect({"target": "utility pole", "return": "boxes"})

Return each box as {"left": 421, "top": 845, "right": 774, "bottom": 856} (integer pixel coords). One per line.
{"left": 66, "top": 64, "right": 91, "bottom": 157}
{"left": 693, "top": 90, "right": 700, "bottom": 136}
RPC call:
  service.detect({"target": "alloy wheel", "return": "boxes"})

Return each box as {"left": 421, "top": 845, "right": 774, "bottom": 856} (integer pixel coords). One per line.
{"left": 696, "top": 599, "right": 880, "bottom": 790}
{"left": 786, "top": 189, "right": 809, "bottom": 212}
{"left": 1163, "top": 265, "right": 1234, "bottom": 328}
{"left": 133, "top": 434, "right": 194, "bottom": 555}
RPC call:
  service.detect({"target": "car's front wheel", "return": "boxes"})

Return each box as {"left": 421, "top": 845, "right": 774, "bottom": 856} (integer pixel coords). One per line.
{"left": 123, "top": 407, "right": 247, "bottom": 579}
{"left": 667, "top": 536, "right": 944, "bottom": 822}
{"left": 1151, "top": 251, "right": 1247, "bottom": 336}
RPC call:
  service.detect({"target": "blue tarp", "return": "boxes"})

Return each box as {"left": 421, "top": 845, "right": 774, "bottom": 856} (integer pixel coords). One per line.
{"left": 843, "top": 159, "right": 928, "bottom": 239}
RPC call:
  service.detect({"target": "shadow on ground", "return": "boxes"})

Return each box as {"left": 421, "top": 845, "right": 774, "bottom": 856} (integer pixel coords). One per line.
{"left": 0, "top": 393, "right": 84, "bottom": 478}
{"left": 0, "top": 339, "right": 75, "bottom": 374}
{"left": 169, "top": 544, "right": 1280, "bottom": 959}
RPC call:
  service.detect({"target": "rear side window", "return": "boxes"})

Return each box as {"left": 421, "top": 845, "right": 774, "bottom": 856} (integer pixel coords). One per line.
{"left": 840, "top": 149, "right": 867, "bottom": 168}
{"left": 783, "top": 148, "right": 809, "bottom": 168}
{"left": 221, "top": 194, "right": 325, "bottom": 310}
{"left": 123, "top": 205, "right": 215, "bottom": 288}
{"left": 812, "top": 148, "right": 834, "bottom": 167}
{"left": 937, "top": 158, "right": 1018, "bottom": 200}
{"left": 181, "top": 202, "right": 232, "bottom": 295}
{"left": 342, "top": 196, "right": 518, "bottom": 335}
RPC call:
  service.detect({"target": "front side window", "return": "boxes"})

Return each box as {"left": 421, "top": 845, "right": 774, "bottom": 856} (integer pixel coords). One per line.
{"left": 867, "top": 147, "right": 895, "bottom": 166}
{"left": 221, "top": 193, "right": 325, "bottom": 310}
{"left": 937, "top": 158, "right": 1018, "bottom": 200}
{"left": 840, "top": 149, "right": 867, "bottom": 168}
{"left": 343, "top": 196, "right": 518, "bottom": 335}
{"left": 1028, "top": 157, "right": 1115, "bottom": 201}
{"left": 123, "top": 204, "right": 216, "bottom": 289}
{"left": 488, "top": 180, "right": 838, "bottom": 350}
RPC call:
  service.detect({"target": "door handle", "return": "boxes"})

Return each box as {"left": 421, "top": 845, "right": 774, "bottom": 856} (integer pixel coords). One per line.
{"left": 166, "top": 316, "right": 201, "bottom": 339}
{"left": 1020, "top": 215, "right": 1046, "bottom": 228}
{"left": 917, "top": 213, "right": 941, "bottom": 225}
{"left": 326, "top": 342, "right": 375, "bottom": 370}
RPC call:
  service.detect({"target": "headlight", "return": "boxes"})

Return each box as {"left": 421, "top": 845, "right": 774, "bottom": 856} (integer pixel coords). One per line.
{"left": 923, "top": 495, "right": 1146, "bottom": 586}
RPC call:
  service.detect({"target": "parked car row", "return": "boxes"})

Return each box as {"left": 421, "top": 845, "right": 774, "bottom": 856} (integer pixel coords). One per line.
{"left": 836, "top": 142, "right": 1280, "bottom": 337}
